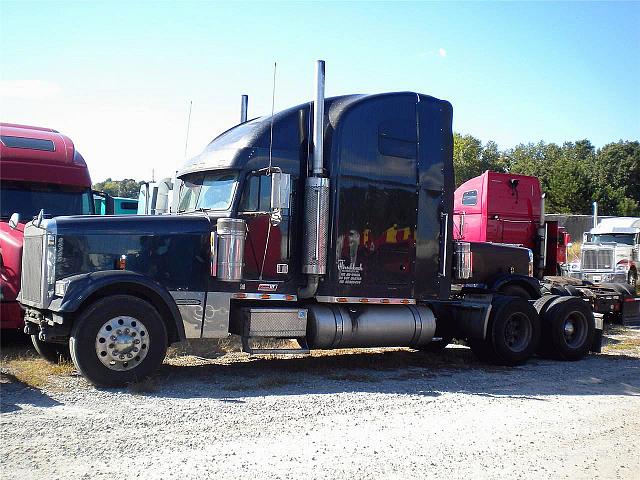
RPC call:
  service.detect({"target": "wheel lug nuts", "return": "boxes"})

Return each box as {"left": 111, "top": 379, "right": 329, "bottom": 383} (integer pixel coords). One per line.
{"left": 127, "top": 354, "right": 133, "bottom": 359}
{"left": 125, "top": 328, "right": 130, "bottom": 334}
{"left": 133, "top": 348, "right": 139, "bottom": 352}
{"left": 110, "top": 335, "right": 116, "bottom": 341}
{"left": 134, "top": 339, "right": 140, "bottom": 344}
{"left": 120, "top": 355, "right": 125, "bottom": 360}
{"left": 117, "top": 330, "right": 122, "bottom": 334}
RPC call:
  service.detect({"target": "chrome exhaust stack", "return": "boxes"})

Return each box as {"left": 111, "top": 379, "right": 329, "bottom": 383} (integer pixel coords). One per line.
{"left": 300, "top": 60, "right": 330, "bottom": 297}
{"left": 537, "top": 193, "right": 546, "bottom": 278}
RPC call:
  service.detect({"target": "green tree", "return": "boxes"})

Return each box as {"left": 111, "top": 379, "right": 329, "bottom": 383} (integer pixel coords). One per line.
{"left": 93, "top": 178, "right": 146, "bottom": 199}
{"left": 453, "top": 134, "right": 504, "bottom": 186}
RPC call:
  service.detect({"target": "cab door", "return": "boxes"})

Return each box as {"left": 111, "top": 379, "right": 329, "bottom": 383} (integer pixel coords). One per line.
{"left": 238, "top": 173, "right": 293, "bottom": 282}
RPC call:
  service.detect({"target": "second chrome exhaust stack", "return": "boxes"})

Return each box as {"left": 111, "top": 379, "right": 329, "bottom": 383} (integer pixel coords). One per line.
{"left": 300, "top": 60, "right": 330, "bottom": 297}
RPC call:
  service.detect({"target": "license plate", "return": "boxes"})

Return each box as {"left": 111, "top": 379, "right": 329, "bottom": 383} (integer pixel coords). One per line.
{"left": 592, "top": 275, "right": 601, "bottom": 282}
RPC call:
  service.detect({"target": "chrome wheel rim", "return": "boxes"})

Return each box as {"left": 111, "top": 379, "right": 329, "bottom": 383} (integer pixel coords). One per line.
{"left": 95, "top": 316, "right": 149, "bottom": 371}
{"left": 562, "top": 311, "right": 588, "bottom": 348}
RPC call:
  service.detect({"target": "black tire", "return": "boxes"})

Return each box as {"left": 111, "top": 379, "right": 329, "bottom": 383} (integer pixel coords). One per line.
{"left": 532, "top": 294, "right": 560, "bottom": 355}
{"left": 470, "top": 296, "right": 540, "bottom": 366}
{"left": 69, "top": 295, "right": 168, "bottom": 387}
{"left": 550, "top": 285, "right": 570, "bottom": 296}
{"left": 499, "top": 284, "right": 532, "bottom": 300}
{"left": 532, "top": 294, "right": 560, "bottom": 317}
{"left": 31, "top": 335, "right": 71, "bottom": 363}
{"left": 419, "top": 335, "right": 454, "bottom": 353}
{"left": 542, "top": 296, "right": 595, "bottom": 361}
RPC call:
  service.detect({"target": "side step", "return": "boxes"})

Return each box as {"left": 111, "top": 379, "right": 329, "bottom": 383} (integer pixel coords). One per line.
{"left": 232, "top": 307, "right": 310, "bottom": 355}
{"left": 241, "top": 337, "right": 310, "bottom": 356}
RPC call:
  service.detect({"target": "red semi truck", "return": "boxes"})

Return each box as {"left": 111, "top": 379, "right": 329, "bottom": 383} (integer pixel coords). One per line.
{"left": 0, "top": 123, "right": 111, "bottom": 333}
{"left": 453, "top": 170, "right": 639, "bottom": 324}
{"left": 453, "top": 171, "right": 570, "bottom": 278}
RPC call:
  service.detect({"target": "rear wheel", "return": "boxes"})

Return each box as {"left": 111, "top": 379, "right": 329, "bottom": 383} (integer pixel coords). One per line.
{"left": 69, "top": 295, "right": 168, "bottom": 387}
{"left": 31, "top": 335, "right": 71, "bottom": 363}
{"left": 542, "top": 296, "right": 595, "bottom": 361}
{"left": 469, "top": 296, "right": 540, "bottom": 365}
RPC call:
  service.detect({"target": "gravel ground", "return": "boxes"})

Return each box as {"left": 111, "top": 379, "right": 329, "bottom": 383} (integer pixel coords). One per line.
{"left": 2, "top": 327, "right": 639, "bottom": 480}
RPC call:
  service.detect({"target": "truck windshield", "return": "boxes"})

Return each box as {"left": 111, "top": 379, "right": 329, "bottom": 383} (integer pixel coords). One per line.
{"left": 591, "top": 234, "right": 635, "bottom": 245}
{"left": 177, "top": 172, "right": 238, "bottom": 212}
{"left": 0, "top": 182, "right": 93, "bottom": 220}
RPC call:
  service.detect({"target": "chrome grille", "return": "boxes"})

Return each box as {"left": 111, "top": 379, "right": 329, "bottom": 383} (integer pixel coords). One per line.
{"left": 582, "top": 248, "right": 614, "bottom": 271}
{"left": 21, "top": 235, "right": 44, "bottom": 305}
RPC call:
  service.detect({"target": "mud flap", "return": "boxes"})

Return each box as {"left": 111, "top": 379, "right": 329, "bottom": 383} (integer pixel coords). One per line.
{"left": 621, "top": 297, "right": 640, "bottom": 326}
{"left": 590, "top": 313, "right": 604, "bottom": 353}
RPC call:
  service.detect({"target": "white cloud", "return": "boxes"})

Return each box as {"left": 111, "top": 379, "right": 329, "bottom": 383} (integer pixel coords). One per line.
{"left": 0, "top": 80, "right": 62, "bottom": 99}
{"left": 438, "top": 48, "right": 447, "bottom": 58}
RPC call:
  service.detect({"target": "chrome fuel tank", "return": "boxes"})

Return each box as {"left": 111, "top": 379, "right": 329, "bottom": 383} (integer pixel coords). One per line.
{"left": 307, "top": 304, "right": 436, "bottom": 349}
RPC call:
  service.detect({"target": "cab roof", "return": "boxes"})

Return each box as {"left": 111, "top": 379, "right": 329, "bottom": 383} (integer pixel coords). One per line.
{"left": 0, "top": 123, "right": 91, "bottom": 188}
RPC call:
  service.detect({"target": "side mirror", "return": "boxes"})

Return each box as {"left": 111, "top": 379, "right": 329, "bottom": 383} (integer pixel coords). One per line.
{"left": 270, "top": 172, "right": 291, "bottom": 210}
{"left": 270, "top": 172, "right": 291, "bottom": 226}
{"left": 8, "top": 213, "right": 20, "bottom": 230}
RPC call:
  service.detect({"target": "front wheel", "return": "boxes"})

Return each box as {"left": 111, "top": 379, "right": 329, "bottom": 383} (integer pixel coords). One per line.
{"left": 69, "top": 295, "right": 168, "bottom": 387}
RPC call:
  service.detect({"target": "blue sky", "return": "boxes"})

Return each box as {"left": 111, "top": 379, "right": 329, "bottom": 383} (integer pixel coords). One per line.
{"left": 1, "top": 1, "right": 639, "bottom": 182}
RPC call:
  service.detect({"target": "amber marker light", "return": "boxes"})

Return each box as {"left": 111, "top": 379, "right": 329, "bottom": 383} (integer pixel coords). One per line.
{"left": 337, "top": 298, "right": 348, "bottom": 303}
{"left": 285, "top": 295, "right": 295, "bottom": 301}
{"left": 381, "top": 299, "right": 390, "bottom": 304}
{"left": 260, "top": 294, "right": 271, "bottom": 299}
{"left": 234, "top": 293, "right": 247, "bottom": 299}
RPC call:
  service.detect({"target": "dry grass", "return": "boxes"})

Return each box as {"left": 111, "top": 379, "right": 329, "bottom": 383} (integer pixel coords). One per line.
{"left": 1, "top": 355, "right": 75, "bottom": 390}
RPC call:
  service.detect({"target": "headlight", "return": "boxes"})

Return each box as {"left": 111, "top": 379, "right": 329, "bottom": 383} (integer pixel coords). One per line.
{"left": 46, "top": 234, "right": 57, "bottom": 298}
{"left": 54, "top": 279, "right": 70, "bottom": 297}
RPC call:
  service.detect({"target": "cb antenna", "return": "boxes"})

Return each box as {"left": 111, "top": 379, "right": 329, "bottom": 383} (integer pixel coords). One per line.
{"left": 183, "top": 100, "right": 193, "bottom": 161}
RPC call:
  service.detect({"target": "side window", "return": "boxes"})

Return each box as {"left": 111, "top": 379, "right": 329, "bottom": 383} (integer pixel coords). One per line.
{"left": 240, "top": 175, "right": 272, "bottom": 212}
{"left": 462, "top": 190, "right": 478, "bottom": 206}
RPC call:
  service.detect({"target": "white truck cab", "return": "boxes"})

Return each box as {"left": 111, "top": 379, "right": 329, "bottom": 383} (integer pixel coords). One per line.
{"left": 579, "top": 217, "right": 640, "bottom": 287}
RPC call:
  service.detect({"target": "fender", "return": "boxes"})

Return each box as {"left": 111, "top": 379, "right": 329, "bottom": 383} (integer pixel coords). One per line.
{"left": 48, "top": 270, "right": 185, "bottom": 342}
{"left": 489, "top": 274, "right": 542, "bottom": 299}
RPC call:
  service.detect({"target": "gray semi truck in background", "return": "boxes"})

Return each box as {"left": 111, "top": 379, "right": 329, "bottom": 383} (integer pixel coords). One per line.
{"left": 18, "top": 61, "right": 602, "bottom": 386}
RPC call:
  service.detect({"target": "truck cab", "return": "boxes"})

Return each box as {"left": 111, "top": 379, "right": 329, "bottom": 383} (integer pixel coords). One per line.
{"left": 0, "top": 123, "right": 109, "bottom": 330}
{"left": 454, "top": 171, "right": 569, "bottom": 278}
{"left": 579, "top": 217, "right": 640, "bottom": 287}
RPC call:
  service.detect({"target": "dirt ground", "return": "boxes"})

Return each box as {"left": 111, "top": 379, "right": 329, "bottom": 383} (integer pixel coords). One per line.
{"left": 1, "top": 325, "right": 639, "bottom": 480}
